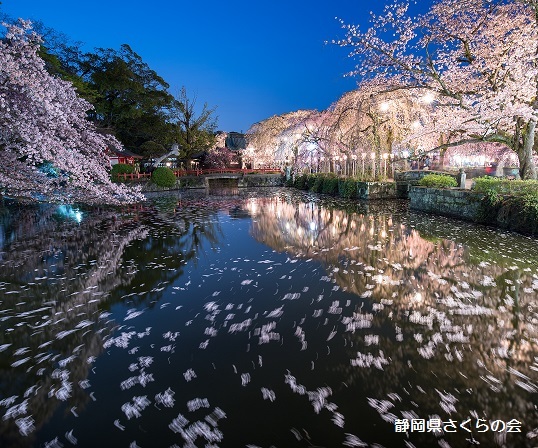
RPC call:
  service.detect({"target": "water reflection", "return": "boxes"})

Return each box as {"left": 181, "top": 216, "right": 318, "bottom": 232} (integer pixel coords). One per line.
{"left": 0, "top": 198, "right": 225, "bottom": 446}
{"left": 0, "top": 189, "right": 537, "bottom": 447}
{"left": 248, "top": 192, "right": 538, "bottom": 446}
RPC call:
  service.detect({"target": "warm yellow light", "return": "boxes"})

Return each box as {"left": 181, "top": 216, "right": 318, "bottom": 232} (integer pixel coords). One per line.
{"left": 421, "top": 93, "right": 435, "bottom": 104}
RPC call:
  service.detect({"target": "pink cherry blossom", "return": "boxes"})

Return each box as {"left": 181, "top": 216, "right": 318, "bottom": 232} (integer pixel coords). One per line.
{"left": 0, "top": 21, "right": 145, "bottom": 204}
{"left": 334, "top": 0, "right": 538, "bottom": 179}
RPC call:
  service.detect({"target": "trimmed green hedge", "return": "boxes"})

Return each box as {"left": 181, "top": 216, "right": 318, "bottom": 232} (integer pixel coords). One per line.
{"left": 418, "top": 174, "right": 457, "bottom": 188}
{"left": 151, "top": 167, "right": 176, "bottom": 188}
{"left": 339, "top": 178, "right": 358, "bottom": 199}
{"left": 111, "top": 163, "right": 134, "bottom": 181}
{"left": 473, "top": 176, "right": 538, "bottom": 202}
{"left": 305, "top": 174, "right": 317, "bottom": 191}
{"left": 522, "top": 192, "right": 538, "bottom": 222}
{"left": 321, "top": 174, "right": 339, "bottom": 195}
{"left": 294, "top": 174, "right": 308, "bottom": 190}
{"left": 472, "top": 176, "right": 538, "bottom": 222}
{"left": 291, "top": 173, "right": 354, "bottom": 197}
{"left": 311, "top": 175, "right": 324, "bottom": 193}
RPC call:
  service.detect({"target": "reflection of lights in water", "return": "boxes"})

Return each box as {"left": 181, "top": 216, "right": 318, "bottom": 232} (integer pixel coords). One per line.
{"left": 309, "top": 221, "right": 316, "bottom": 231}
{"left": 297, "top": 227, "right": 303, "bottom": 236}
{"left": 57, "top": 205, "right": 83, "bottom": 223}
{"left": 285, "top": 222, "right": 290, "bottom": 231}
{"left": 247, "top": 199, "right": 258, "bottom": 215}
{"left": 380, "top": 230, "right": 387, "bottom": 239}
{"left": 413, "top": 292, "right": 423, "bottom": 302}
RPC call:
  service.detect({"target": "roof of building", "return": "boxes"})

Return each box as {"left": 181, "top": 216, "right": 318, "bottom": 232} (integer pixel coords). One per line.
{"left": 108, "top": 148, "right": 144, "bottom": 159}
{"left": 225, "top": 132, "right": 246, "bottom": 150}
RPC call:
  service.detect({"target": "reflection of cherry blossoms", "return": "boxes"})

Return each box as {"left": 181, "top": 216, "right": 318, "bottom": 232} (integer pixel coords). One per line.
{"left": 2, "top": 190, "right": 537, "bottom": 447}
{"left": 0, "top": 197, "right": 225, "bottom": 444}
{"left": 247, "top": 192, "right": 538, "bottom": 438}
{"left": 0, "top": 206, "right": 150, "bottom": 444}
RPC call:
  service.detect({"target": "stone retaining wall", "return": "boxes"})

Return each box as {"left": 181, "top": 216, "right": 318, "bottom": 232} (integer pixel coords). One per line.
{"left": 240, "top": 174, "right": 284, "bottom": 188}
{"left": 139, "top": 174, "right": 284, "bottom": 192}
{"left": 409, "top": 186, "right": 483, "bottom": 221}
{"left": 355, "top": 181, "right": 397, "bottom": 200}
{"left": 409, "top": 186, "right": 538, "bottom": 235}
{"left": 394, "top": 170, "right": 463, "bottom": 198}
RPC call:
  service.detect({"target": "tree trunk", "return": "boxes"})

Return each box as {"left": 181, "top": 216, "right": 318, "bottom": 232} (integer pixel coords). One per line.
{"left": 437, "top": 134, "right": 447, "bottom": 170}
{"left": 519, "top": 120, "right": 538, "bottom": 180}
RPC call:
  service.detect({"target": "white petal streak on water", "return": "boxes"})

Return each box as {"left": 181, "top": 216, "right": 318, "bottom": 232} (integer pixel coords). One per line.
{"left": 1, "top": 193, "right": 537, "bottom": 447}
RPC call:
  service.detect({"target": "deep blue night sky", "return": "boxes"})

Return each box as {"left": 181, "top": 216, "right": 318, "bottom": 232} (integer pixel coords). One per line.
{"left": 1, "top": 0, "right": 428, "bottom": 133}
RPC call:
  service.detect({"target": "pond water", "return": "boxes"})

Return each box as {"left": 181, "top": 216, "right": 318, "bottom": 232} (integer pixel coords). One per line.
{"left": 0, "top": 188, "right": 537, "bottom": 448}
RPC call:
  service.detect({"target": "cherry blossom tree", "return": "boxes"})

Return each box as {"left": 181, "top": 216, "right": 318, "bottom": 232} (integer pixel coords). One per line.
{"left": 331, "top": 83, "right": 436, "bottom": 157}
{"left": 245, "top": 83, "right": 437, "bottom": 177}
{"left": 334, "top": 0, "right": 538, "bottom": 179}
{"left": 0, "top": 21, "right": 144, "bottom": 204}
{"left": 205, "top": 146, "right": 239, "bottom": 169}
{"left": 213, "top": 131, "right": 227, "bottom": 149}
{"left": 318, "top": 80, "right": 441, "bottom": 178}
{"left": 275, "top": 110, "right": 331, "bottom": 172}
{"left": 245, "top": 110, "right": 317, "bottom": 168}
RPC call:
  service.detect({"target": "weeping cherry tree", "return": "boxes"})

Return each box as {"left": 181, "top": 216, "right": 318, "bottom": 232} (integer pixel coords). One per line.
{"left": 334, "top": 0, "right": 538, "bottom": 179}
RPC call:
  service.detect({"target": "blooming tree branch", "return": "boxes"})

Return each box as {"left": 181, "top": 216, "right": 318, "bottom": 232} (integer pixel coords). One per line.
{"left": 333, "top": 0, "right": 538, "bottom": 178}
{"left": 0, "top": 21, "right": 144, "bottom": 204}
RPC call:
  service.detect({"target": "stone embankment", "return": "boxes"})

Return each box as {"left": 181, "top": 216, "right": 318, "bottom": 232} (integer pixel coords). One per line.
{"left": 354, "top": 181, "right": 397, "bottom": 200}
{"left": 394, "top": 169, "right": 464, "bottom": 198}
{"left": 409, "top": 187, "right": 483, "bottom": 220}
{"left": 140, "top": 173, "right": 284, "bottom": 192}
{"left": 409, "top": 186, "right": 538, "bottom": 236}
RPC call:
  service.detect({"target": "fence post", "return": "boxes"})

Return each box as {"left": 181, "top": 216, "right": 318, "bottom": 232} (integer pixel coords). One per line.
{"left": 458, "top": 168, "right": 466, "bottom": 189}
